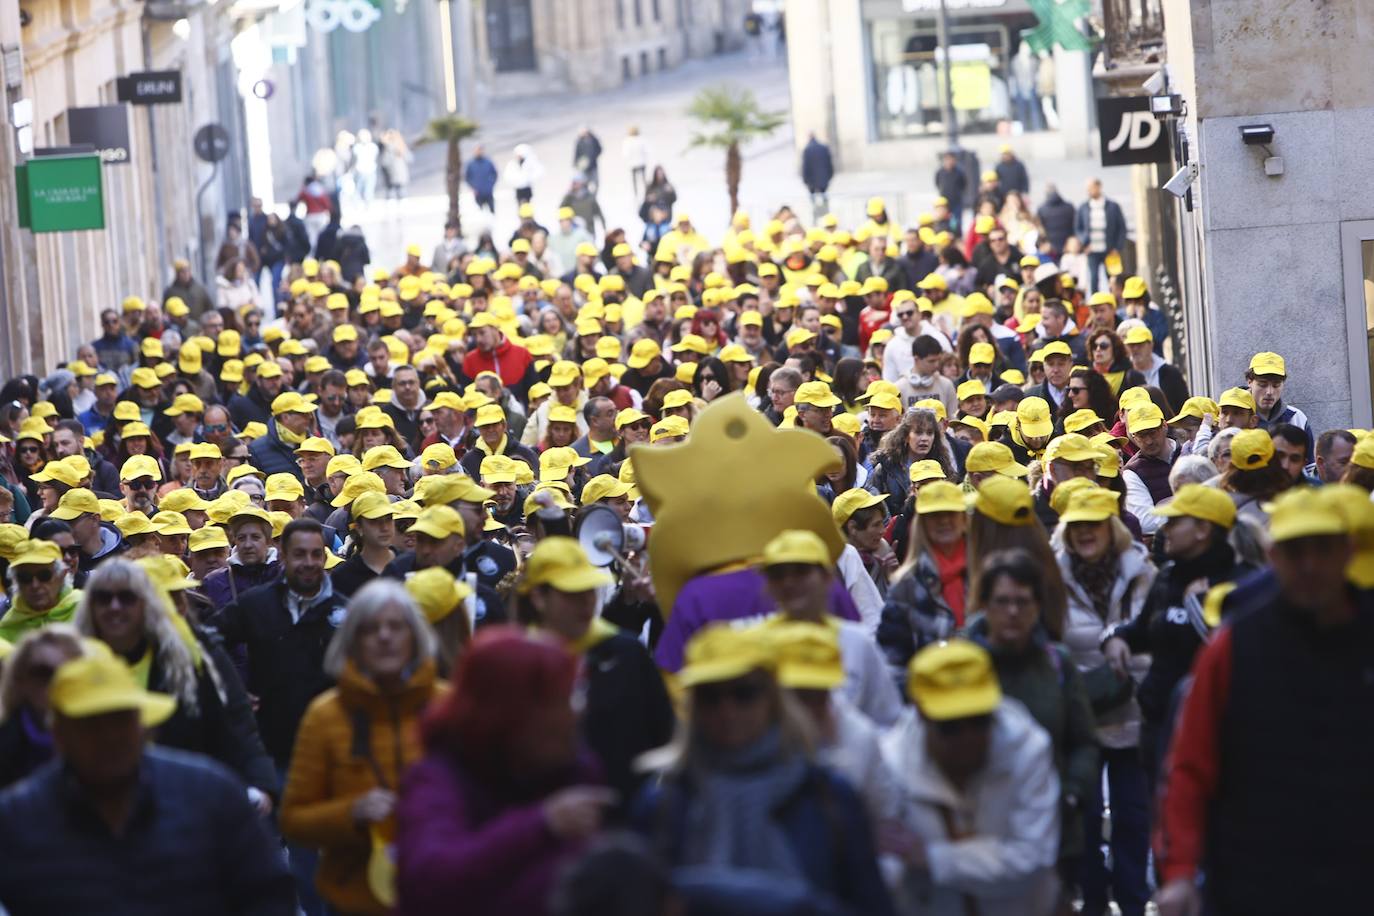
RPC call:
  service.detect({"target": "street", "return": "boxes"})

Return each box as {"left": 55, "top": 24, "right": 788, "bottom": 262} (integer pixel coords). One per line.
{"left": 332, "top": 49, "right": 1137, "bottom": 273}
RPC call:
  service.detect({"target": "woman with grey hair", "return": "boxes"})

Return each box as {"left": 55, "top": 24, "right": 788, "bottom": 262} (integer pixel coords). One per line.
{"left": 280, "top": 579, "right": 442, "bottom": 915}
{"left": 1207, "top": 427, "right": 1240, "bottom": 477}
{"left": 1169, "top": 454, "right": 1218, "bottom": 491}
{"left": 75, "top": 557, "right": 277, "bottom": 805}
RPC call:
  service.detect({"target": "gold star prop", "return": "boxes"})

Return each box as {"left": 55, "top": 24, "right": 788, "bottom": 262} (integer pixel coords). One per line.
{"left": 631, "top": 393, "right": 844, "bottom": 615}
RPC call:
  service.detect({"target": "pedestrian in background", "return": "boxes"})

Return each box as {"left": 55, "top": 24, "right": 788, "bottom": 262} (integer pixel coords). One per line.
{"left": 1074, "top": 178, "right": 1127, "bottom": 294}
{"left": 801, "top": 132, "right": 834, "bottom": 221}
{"left": 573, "top": 127, "right": 603, "bottom": 192}
{"left": 622, "top": 126, "right": 648, "bottom": 198}
{"left": 504, "top": 144, "right": 543, "bottom": 207}
{"left": 464, "top": 144, "right": 498, "bottom": 214}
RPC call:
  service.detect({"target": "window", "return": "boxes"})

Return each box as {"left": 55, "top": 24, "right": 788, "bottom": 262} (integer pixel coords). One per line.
{"left": 616, "top": 0, "right": 625, "bottom": 30}
{"left": 634, "top": 0, "right": 642, "bottom": 28}
{"left": 652, "top": 0, "right": 661, "bottom": 22}
{"left": 640, "top": 51, "right": 649, "bottom": 76}
{"left": 658, "top": 47, "right": 667, "bottom": 70}
{"left": 622, "top": 56, "right": 633, "bottom": 82}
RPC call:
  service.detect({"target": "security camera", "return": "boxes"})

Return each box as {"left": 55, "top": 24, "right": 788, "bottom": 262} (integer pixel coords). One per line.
{"left": 1162, "top": 162, "right": 1198, "bottom": 199}
{"left": 1142, "top": 70, "right": 1166, "bottom": 95}
{"left": 1239, "top": 124, "right": 1274, "bottom": 145}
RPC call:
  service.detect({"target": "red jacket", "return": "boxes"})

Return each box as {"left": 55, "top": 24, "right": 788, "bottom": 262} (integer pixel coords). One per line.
{"left": 462, "top": 339, "right": 534, "bottom": 391}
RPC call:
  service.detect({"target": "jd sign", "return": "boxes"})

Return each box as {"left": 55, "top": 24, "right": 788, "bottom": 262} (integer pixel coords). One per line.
{"left": 1097, "top": 96, "right": 1171, "bottom": 166}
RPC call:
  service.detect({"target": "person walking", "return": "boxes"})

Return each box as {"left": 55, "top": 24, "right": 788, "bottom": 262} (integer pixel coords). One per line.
{"left": 504, "top": 144, "right": 544, "bottom": 207}
{"left": 464, "top": 144, "right": 498, "bottom": 214}
{"left": 622, "top": 126, "right": 649, "bottom": 198}
{"left": 281, "top": 580, "right": 443, "bottom": 916}
{"left": 0, "top": 653, "right": 296, "bottom": 914}
{"left": 1073, "top": 178, "right": 1127, "bottom": 293}
{"left": 572, "top": 127, "right": 603, "bottom": 192}
{"left": 396, "top": 628, "right": 610, "bottom": 916}
{"left": 801, "top": 132, "right": 835, "bottom": 221}
{"left": 935, "top": 150, "right": 968, "bottom": 235}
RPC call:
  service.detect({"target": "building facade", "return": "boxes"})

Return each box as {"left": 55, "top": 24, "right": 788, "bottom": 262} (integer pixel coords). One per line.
{"left": 784, "top": 0, "right": 1097, "bottom": 174}
{"left": 1, "top": 0, "right": 245, "bottom": 377}
{"left": 1160, "top": 0, "right": 1374, "bottom": 430}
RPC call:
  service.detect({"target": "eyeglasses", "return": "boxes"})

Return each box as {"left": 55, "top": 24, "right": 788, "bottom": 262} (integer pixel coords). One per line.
{"left": 17, "top": 446, "right": 39, "bottom": 454}
{"left": 125, "top": 478, "right": 157, "bottom": 490}
{"left": 1094, "top": 340, "right": 1113, "bottom": 350}
{"left": 895, "top": 310, "right": 916, "bottom": 320}
{"left": 61, "top": 545, "right": 82, "bottom": 558}
{"left": 933, "top": 714, "right": 994, "bottom": 737}
{"left": 694, "top": 680, "right": 766, "bottom": 708}
{"left": 419, "top": 417, "right": 436, "bottom": 426}
{"left": 988, "top": 235, "right": 1007, "bottom": 243}
{"left": 204, "top": 423, "right": 229, "bottom": 434}
{"left": 91, "top": 588, "right": 139, "bottom": 606}
{"left": 1068, "top": 386, "right": 1088, "bottom": 395}
{"left": 15, "top": 568, "right": 54, "bottom": 586}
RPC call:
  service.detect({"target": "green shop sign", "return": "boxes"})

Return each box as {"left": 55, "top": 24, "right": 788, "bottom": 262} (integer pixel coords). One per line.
{"left": 15, "top": 155, "right": 106, "bottom": 233}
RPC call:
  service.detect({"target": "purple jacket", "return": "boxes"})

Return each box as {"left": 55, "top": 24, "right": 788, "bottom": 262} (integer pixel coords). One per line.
{"left": 203, "top": 561, "right": 281, "bottom": 613}
{"left": 653, "top": 567, "right": 861, "bottom": 672}
{"left": 397, "top": 752, "right": 601, "bottom": 916}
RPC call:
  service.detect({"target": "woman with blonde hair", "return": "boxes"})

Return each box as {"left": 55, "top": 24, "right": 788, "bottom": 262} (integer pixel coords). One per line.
{"left": 0, "top": 623, "right": 90, "bottom": 787}
{"left": 282, "top": 579, "right": 443, "bottom": 916}
{"left": 75, "top": 557, "right": 276, "bottom": 803}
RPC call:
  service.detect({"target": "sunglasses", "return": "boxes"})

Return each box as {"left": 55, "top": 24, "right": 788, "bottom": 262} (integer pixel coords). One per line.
{"left": 204, "top": 423, "right": 229, "bottom": 434}
{"left": 988, "top": 235, "right": 1007, "bottom": 243}
{"left": 91, "top": 588, "right": 139, "bottom": 606}
{"left": 1068, "top": 386, "right": 1088, "bottom": 395}
{"left": 694, "top": 680, "right": 766, "bottom": 708}
{"left": 420, "top": 417, "right": 436, "bottom": 426}
{"left": 61, "top": 545, "right": 82, "bottom": 557}
{"left": 16, "top": 568, "right": 54, "bottom": 585}
{"left": 125, "top": 478, "right": 157, "bottom": 490}
{"left": 17, "top": 446, "right": 39, "bottom": 454}
{"left": 933, "top": 714, "right": 993, "bottom": 737}
{"left": 895, "top": 310, "right": 916, "bottom": 320}
{"left": 1094, "top": 340, "right": 1113, "bottom": 349}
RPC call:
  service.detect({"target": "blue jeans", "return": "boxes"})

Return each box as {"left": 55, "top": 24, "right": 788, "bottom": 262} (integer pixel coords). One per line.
{"left": 277, "top": 764, "right": 327, "bottom": 916}
{"left": 1088, "top": 251, "right": 1109, "bottom": 293}
{"left": 1079, "top": 746, "right": 1150, "bottom": 916}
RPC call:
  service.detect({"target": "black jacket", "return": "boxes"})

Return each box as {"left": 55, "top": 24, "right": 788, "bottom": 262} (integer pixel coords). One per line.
{"left": 994, "top": 157, "right": 1030, "bottom": 194}
{"left": 801, "top": 138, "right": 834, "bottom": 193}
{"left": 248, "top": 422, "right": 302, "bottom": 482}
{"left": 229, "top": 386, "right": 274, "bottom": 431}
{"left": 459, "top": 440, "right": 538, "bottom": 479}
{"left": 144, "top": 631, "right": 278, "bottom": 797}
{"left": 581, "top": 630, "right": 675, "bottom": 803}
{"left": 1037, "top": 192, "right": 1076, "bottom": 253}
{"left": 209, "top": 579, "right": 345, "bottom": 768}
{"left": 0, "top": 748, "right": 296, "bottom": 916}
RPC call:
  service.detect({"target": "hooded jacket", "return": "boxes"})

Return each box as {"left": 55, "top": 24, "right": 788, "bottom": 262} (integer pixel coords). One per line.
{"left": 281, "top": 658, "right": 444, "bottom": 915}
{"left": 882, "top": 700, "right": 1061, "bottom": 916}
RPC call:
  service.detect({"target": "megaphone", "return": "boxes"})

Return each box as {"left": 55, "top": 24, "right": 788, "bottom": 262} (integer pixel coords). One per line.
{"left": 575, "top": 505, "right": 649, "bottom": 568}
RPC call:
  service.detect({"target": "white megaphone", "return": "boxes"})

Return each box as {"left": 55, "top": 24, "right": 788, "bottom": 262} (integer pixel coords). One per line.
{"left": 575, "top": 504, "right": 648, "bottom": 571}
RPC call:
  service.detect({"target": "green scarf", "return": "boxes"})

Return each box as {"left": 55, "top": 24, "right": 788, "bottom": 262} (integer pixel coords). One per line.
{"left": 0, "top": 586, "right": 82, "bottom": 643}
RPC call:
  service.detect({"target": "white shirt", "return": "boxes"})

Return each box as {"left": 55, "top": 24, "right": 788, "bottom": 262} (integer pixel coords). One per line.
{"left": 621, "top": 135, "right": 649, "bottom": 168}
{"left": 837, "top": 544, "right": 883, "bottom": 635}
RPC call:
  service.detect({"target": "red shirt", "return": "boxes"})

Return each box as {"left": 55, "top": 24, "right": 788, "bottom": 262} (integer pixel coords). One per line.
{"left": 461, "top": 338, "right": 533, "bottom": 390}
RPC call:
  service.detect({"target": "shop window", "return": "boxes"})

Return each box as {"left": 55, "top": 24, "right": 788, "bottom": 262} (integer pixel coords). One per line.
{"left": 868, "top": 11, "right": 1045, "bottom": 141}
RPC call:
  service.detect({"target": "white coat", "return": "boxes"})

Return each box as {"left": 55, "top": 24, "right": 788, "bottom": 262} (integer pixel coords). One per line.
{"left": 820, "top": 693, "right": 903, "bottom": 824}
{"left": 881, "top": 699, "right": 1060, "bottom": 916}
{"left": 1056, "top": 539, "right": 1155, "bottom": 748}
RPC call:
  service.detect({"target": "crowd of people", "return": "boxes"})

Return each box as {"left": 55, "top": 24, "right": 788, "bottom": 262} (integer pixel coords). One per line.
{"left": 0, "top": 156, "right": 1369, "bottom": 916}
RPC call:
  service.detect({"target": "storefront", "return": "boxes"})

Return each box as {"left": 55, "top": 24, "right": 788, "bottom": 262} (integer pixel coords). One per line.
{"left": 865, "top": 0, "right": 1046, "bottom": 140}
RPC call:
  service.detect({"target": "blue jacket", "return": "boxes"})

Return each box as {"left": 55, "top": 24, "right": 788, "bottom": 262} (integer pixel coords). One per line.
{"left": 464, "top": 156, "right": 498, "bottom": 195}
{"left": 632, "top": 763, "right": 895, "bottom": 916}
{"left": 0, "top": 748, "right": 295, "bottom": 916}
{"left": 248, "top": 422, "right": 302, "bottom": 481}
{"left": 1074, "top": 198, "right": 1128, "bottom": 252}
{"left": 801, "top": 138, "right": 834, "bottom": 193}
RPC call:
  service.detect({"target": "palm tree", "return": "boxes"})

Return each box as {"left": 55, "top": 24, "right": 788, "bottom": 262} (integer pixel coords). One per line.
{"left": 686, "top": 85, "right": 786, "bottom": 215}
{"left": 418, "top": 115, "right": 479, "bottom": 232}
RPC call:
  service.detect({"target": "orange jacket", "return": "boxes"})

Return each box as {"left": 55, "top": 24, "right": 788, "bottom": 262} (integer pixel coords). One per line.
{"left": 280, "top": 657, "right": 445, "bottom": 915}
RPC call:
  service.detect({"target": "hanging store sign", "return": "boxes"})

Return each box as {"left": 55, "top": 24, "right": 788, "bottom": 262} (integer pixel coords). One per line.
{"left": 305, "top": 0, "right": 382, "bottom": 33}
{"left": 117, "top": 71, "right": 184, "bottom": 105}
{"left": 1097, "top": 96, "right": 1170, "bottom": 166}
{"left": 17, "top": 155, "right": 106, "bottom": 233}
{"left": 67, "top": 105, "right": 132, "bottom": 166}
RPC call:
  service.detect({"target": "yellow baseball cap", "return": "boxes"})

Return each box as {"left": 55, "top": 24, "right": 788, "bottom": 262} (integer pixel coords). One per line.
{"left": 1229, "top": 428, "right": 1274, "bottom": 470}
{"left": 130, "top": 367, "right": 161, "bottom": 390}
{"left": 1218, "top": 387, "right": 1256, "bottom": 412}
{"left": 264, "top": 473, "right": 306, "bottom": 503}
{"left": 627, "top": 338, "right": 662, "bottom": 369}
{"left": 1038, "top": 340, "right": 1073, "bottom": 360}
{"left": 1063, "top": 409, "right": 1105, "bottom": 435}
{"left": 350, "top": 491, "right": 397, "bottom": 522}
{"left": 956, "top": 379, "right": 987, "bottom": 401}
{"left": 974, "top": 475, "right": 1034, "bottom": 526}
{"left": 1126, "top": 404, "right": 1165, "bottom": 435}
{"left": 188, "top": 525, "right": 230, "bottom": 553}
{"left": 1152, "top": 484, "right": 1237, "bottom": 529}
{"left": 1122, "top": 326, "right": 1154, "bottom": 346}
{"left": 49, "top": 655, "right": 175, "bottom": 726}
{"left": 518, "top": 536, "right": 613, "bottom": 594}
{"left": 1016, "top": 396, "right": 1054, "bottom": 438}
{"left": 1267, "top": 487, "right": 1347, "bottom": 543}
{"left": 913, "top": 480, "right": 965, "bottom": 515}
{"left": 1049, "top": 433, "right": 1103, "bottom": 463}
{"left": 150, "top": 510, "right": 192, "bottom": 537}
{"left": 159, "top": 488, "right": 211, "bottom": 514}
{"left": 409, "top": 505, "right": 467, "bottom": 541}
{"left": 120, "top": 454, "right": 162, "bottom": 483}
{"left": 908, "top": 639, "right": 1001, "bottom": 721}
{"left": 761, "top": 529, "right": 833, "bottom": 570}
{"left": 330, "top": 471, "right": 386, "bottom": 508}
{"left": 764, "top": 621, "right": 845, "bottom": 690}
{"left": 678, "top": 624, "right": 773, "bottom": 689}
{"left": 650, "top": 415, "right": 691, "bottom": 443}
{"left": 965, "top": 441, "right": 1028, "bottom": 477}
{"left": 580, "top": 474, "right": 632, "bottom": 505}
{"left": 909, "top": 459, "right": 948, "bottom": 484}
{"left": 1058, "top": 486, "right": 1120, "bottom": 524}
{"left": 478, "top": 454, "right": 519, "bottom": 485}
{"left": 271, "top": 392, "right": 317, "bottom": 416}
{"left": 50, "top": 488, "right": 101, "bottom": 520}
{"left": 793, "top": 381, "right": 841, "bottom": 408}
{"left": 831, "top": 489, "right": 886, "bottom": 528}
{"left": 1168, "top": 397, "right": 1218, "bottom": 424}
{"left": 163, "top": 393, "right": 205, "bottom": 417}
{"left": 1247, "top": 351, "right": 1286, "bottom": 378}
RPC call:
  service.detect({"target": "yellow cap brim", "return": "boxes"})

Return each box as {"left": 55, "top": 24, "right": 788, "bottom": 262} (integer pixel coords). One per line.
{"left": 56, "top": 689, "right": 177, "bottom": 727}
{"left": 911, "top": 681, "right": 1001, "bottom": 721}
{"left": 777, "top": 665, "right": 846, "bottom": 690}
{"left": 540, "top": 567, "right": 614, "bottom": 594}
{"left": 679, "top": 658, "right": 764, "bottom": 689}
{"left": 409, "top": 521, "right": 462, "bottom": 540}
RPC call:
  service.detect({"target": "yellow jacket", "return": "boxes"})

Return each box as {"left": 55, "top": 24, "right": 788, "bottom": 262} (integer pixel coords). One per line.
{"left": 280, "top": 658, "right": 445, "bottom": 915}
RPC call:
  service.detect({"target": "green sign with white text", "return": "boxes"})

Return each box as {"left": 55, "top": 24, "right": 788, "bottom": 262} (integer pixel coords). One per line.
{"left": 25, "top": 155, "right": 105, "bottom": 232}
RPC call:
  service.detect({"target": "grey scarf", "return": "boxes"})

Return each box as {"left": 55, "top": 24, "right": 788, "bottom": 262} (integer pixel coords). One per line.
{"left": 681, "top": 727, "right": 809, "bottom": 877}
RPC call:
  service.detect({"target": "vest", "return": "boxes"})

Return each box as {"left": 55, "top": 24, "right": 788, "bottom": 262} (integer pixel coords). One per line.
{"left": 1123, "top": 445, "right": 1177, "bottom": 505}
{"left": 1206, "top": 596, "right": 1374, "bottom": 915}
